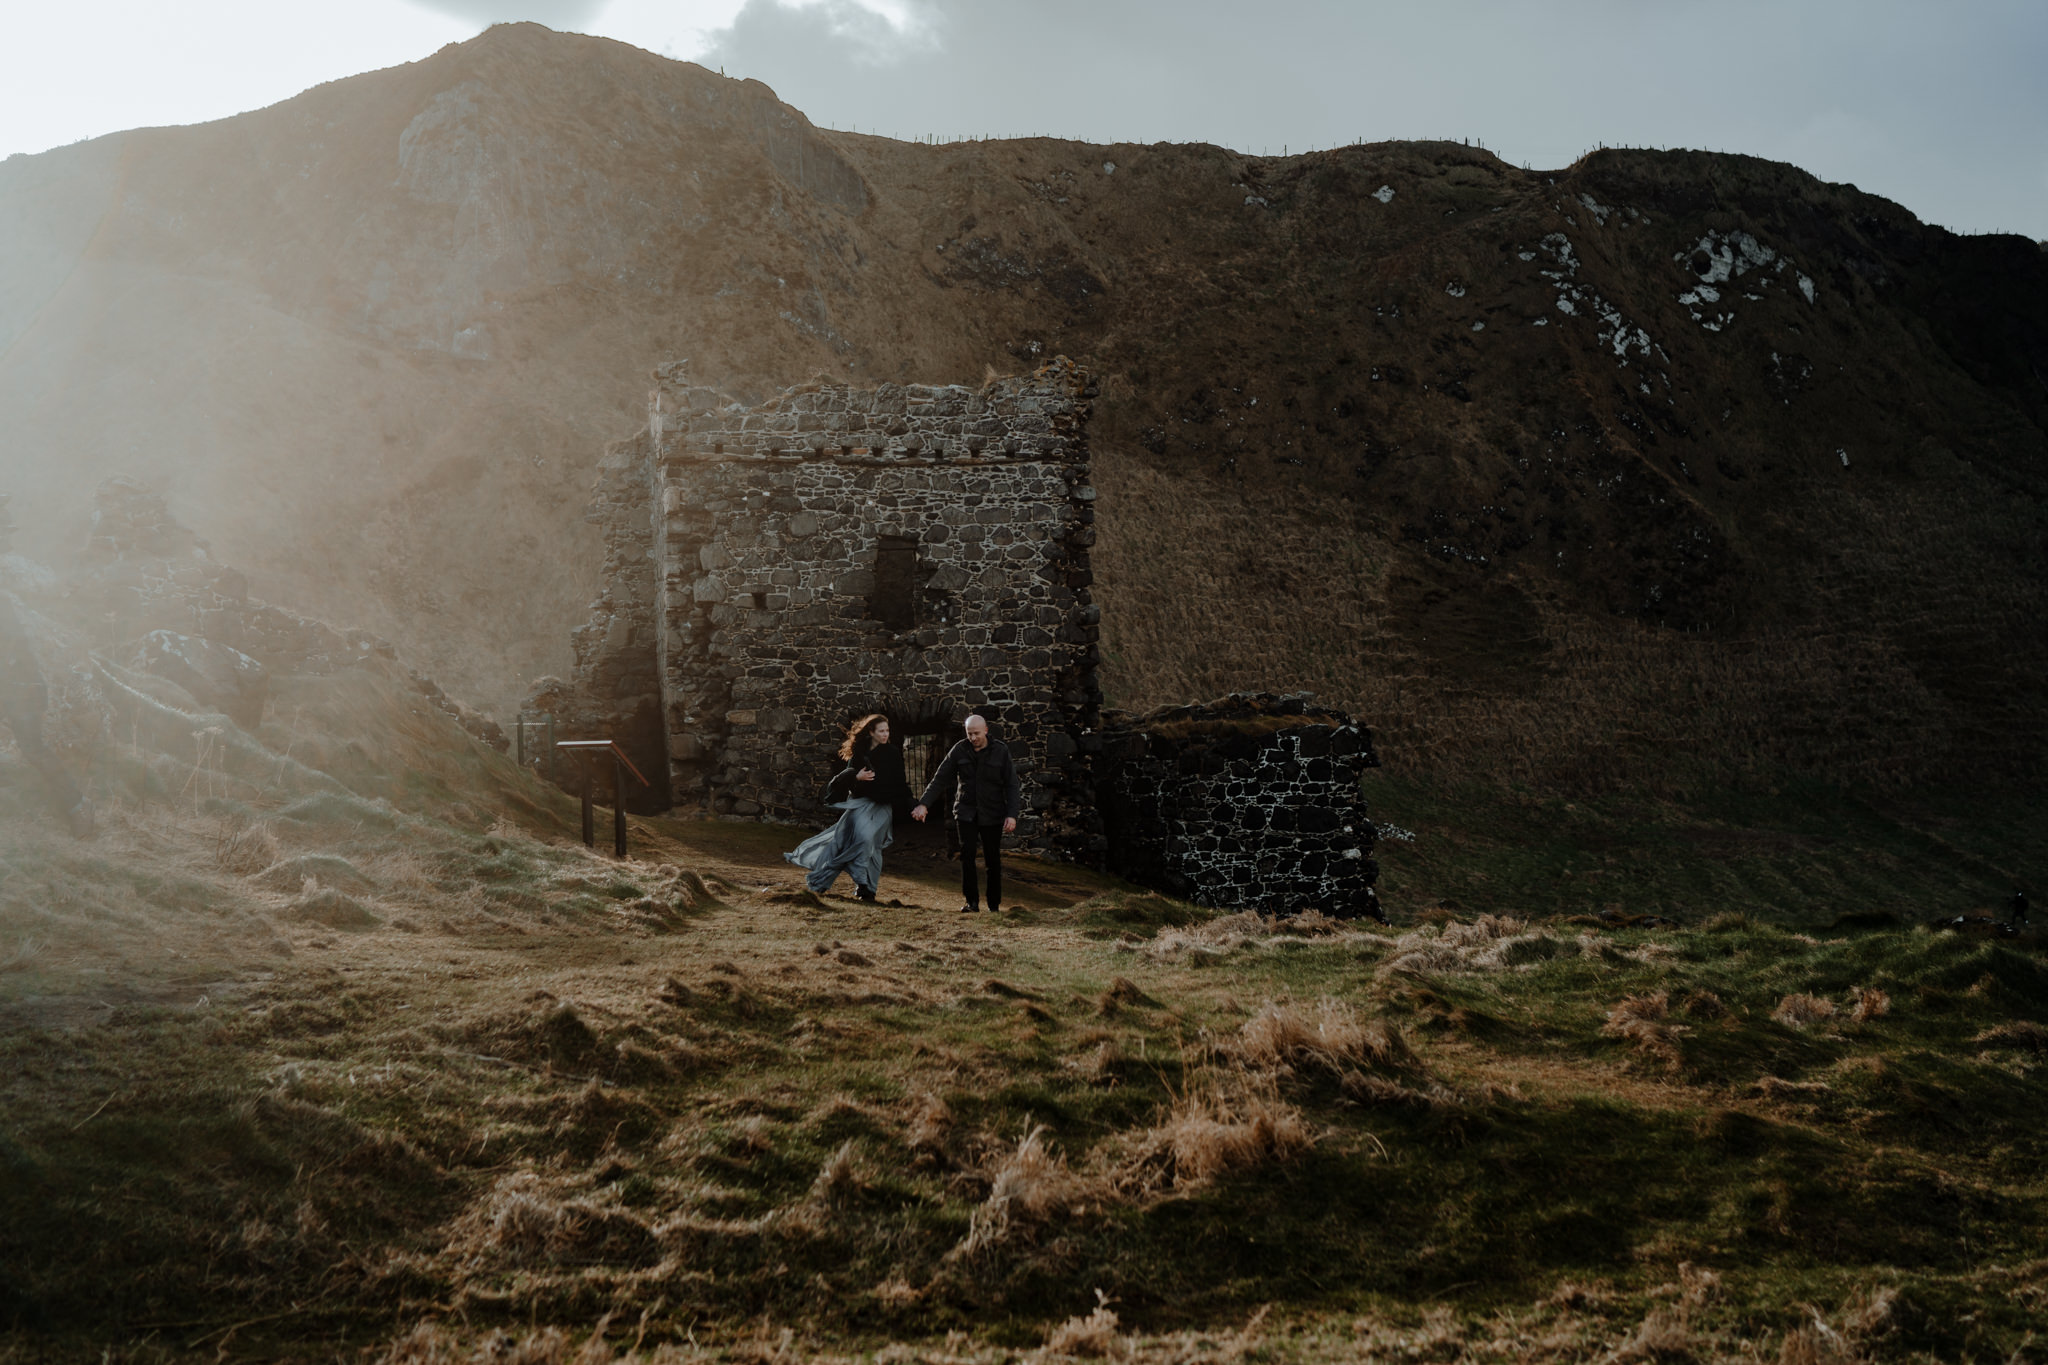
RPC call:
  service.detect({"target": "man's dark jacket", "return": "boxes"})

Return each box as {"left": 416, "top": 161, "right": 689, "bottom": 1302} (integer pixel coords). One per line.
{"left": 919, "top": 738, "right": 1022, "bottom": 826}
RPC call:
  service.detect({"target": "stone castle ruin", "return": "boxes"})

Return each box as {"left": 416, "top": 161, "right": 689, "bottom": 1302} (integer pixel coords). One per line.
{"left": 561, "top": 358, "right": 1102, "bottom": 855}
{"left": 555, "top": 359, "right": 1383, "bottom": 915}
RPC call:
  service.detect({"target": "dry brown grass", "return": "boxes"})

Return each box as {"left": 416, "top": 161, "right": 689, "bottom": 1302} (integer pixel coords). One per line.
{"left": 1603, "top": 1305, "right": 1696, "bottom": 1363}
{"left": 810, "top": 1140, "right": 863, "bottom": 1204}
{"left": 1600, "top": 992, "right": 1688, "bottom": 1069}
{"left": 1775, "top": 1286, "right": 1896, "bottom": 1365}
{"left": 1973, "top": 1020, "right": 2048, "bottom": 1053}
{"left": 360, "top": 1275, "right": 1919, "bottom": 1365}
{"left": 905, "top": 1092, "right": 954, "bottom": 1153}
{"left": 0, "top": 936, "right": 41, "bottom": 974}
{"left": 1135, "top": 910, "right": 1378, "bottom": 964}
{"left": 1848, "top": 988, "right": 1890, "bottom": 1023}
{"left": 383, "top": 1318, "right": 619, "bottom": 1365}
{"left": 953, "top": 1126, "right": 1095, "bottom": 1258}
{"left": 1377, "top": 915, "right": 1592, "bottom": 977}
{"left": 1336, "top": 1070, "right": 1462, "bottom": 1113}
{"left": 1069, "top": 1037, "right": 1125, "bottom": 1083}
{"left": 1770, "top": 995, "right": 1839, "bottom": 1030}
{"left": 1237, "top": 998, "right": 1414, "bottom": 1075}
{"left": 446, "top": 1171, "right": 659, "bottom": 1271}
{"left": 1119, "top": 1077, "right": 1314, "bottom": 1193}
{"left": 1680, "top": 990, "right": 1729, "bottom": 1020}
{"left": 215, "top": 817, "right": 282, "bottom": 874}
{"left": 1096, "top": 975, "right": 1155, "bottom": 1016}
{"left": 1044, "top": 1292, "right": 1127, "bottom": 1359}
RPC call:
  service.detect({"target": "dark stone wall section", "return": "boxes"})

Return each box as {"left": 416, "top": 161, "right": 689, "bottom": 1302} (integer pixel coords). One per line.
{"left": 1093, "top": 693, "right": 1381, "bottom": 917}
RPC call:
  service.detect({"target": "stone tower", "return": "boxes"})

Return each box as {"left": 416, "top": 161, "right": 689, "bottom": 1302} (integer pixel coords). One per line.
{"left": 563, "top": 359, "right": 1103, "bottom": 854}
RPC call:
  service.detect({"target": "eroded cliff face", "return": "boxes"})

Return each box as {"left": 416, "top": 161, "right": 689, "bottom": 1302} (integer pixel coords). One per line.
{"left": 2, "top": 23, "right": 2041, "bottom": 788}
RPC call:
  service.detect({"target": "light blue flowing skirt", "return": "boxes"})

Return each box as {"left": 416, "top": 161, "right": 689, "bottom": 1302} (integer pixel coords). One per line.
{"left": 783, "top": 798, "right": 894, "bottom": 894}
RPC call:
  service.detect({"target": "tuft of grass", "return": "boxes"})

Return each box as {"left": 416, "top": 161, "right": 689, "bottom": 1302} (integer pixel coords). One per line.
{"left": 954, "top": 1125, "right": 1093, "bottom": 1258}
{"left": 1237, "top": 998, "right": 1413, "bottom": 1075}
{"left": 1119, "top": 1073, "right": 1314, "bottom": 1192}
{"left": 1043, "top": 1291, "right": 1125, "bottom": 1358}
{"left": 0, "top": 936, "right": 42, "bottom": 974}
{"left": 1770, "top": 994, "right": 1839, "bottom": 1029}
{"left": 1973, "top": 1019, "right": 2048, "bottom": 1053}
{"left": 1600, "top": 991, "right": 1687, "bottom": 1069}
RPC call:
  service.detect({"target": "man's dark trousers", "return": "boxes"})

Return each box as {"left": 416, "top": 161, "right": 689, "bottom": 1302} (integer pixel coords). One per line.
{"left": 958, "top": 821, "right": 1004, "bottom": 911}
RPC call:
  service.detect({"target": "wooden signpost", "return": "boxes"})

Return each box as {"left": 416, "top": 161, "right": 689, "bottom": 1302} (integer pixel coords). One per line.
{"left": 554, "top": 740, "right": 651, "bottom": 857}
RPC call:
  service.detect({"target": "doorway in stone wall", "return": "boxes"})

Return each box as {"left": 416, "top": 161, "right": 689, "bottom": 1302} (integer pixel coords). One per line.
{"left": 901, "top": 732, "right": 947, "bottom": 806}
{"left": 884, "top": 704, "right": 962, "bottom": 864}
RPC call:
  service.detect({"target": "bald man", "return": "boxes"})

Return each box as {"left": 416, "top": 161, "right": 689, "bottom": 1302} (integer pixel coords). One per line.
{"left": 912, "top": 713, "right": 1022, "bottom": 914}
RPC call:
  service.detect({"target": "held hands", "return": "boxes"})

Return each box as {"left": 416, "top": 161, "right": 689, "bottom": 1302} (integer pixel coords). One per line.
{"left": 903, "top": 805, "right": 1011, "bottom": 832}
{"left": 856, "top": 768, "right": 876, "bottom": 781}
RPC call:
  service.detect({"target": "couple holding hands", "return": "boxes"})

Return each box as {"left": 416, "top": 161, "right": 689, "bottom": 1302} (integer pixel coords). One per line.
{"left": 783, "top": 712, "right": 1021, "bottom": 914}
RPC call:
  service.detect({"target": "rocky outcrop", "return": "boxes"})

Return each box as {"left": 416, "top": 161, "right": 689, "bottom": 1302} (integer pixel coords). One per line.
{"left": 1093, "top": 693, "right": 1381, "bottom": 918}
{"left": 140, "top": 631, "right": 270, "bottom": 731}
{"left": 7, "top": 480, "right": 505, "bottom": 750}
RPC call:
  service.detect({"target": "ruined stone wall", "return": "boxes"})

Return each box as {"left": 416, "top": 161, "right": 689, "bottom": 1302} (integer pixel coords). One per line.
{"left": 1094, "top": 694, "right": 1381, "bottom": 917}
{"left": 646, "top": 361, "right": 1100, "bottom": 853}
{"left": 20, "top": 479, "right": 507, "bottom": 749}
{"left": 79, "top": 480, "right": 379, "bottom": 676}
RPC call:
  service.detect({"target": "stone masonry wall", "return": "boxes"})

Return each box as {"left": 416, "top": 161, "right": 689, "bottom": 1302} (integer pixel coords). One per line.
{"left": 560, "top": 448, "right": 672, "bottom": 810}
{"left": 1094, "top": 694, "right": 1382, "bottom": 917}
{"left": 646, "top": 360, "right": 1101, "bottom": 854}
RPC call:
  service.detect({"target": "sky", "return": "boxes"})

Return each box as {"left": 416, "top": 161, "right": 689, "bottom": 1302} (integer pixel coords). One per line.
{"left": 2, "top": 0, "right": 2043, "bottom": 238}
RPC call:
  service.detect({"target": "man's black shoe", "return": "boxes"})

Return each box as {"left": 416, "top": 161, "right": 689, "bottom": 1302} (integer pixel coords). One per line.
{"left": 958, "top": 904, "right": 979, "bottom": 914}
{"left": 855, "top": 885, "right": 877, "bottom": 903}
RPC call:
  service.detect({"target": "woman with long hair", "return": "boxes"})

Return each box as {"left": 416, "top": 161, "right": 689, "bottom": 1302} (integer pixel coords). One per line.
{"left": 782, "top": 713, "right": 912, "bottom": 902}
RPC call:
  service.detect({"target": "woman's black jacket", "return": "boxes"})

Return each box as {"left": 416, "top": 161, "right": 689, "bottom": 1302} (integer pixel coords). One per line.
{"left": 825, "top": 741, "right": 913, "bottom": 822}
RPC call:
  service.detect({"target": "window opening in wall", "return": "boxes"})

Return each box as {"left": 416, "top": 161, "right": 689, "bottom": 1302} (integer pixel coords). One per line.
{"left": 872, "top": 534, "right": 920, "bottom": 631}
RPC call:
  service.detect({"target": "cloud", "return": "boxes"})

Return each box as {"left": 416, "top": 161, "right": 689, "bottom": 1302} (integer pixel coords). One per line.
{"left": 700, "top": 0, "right": 938, "bottom": 70}
{"left": 408, "top": 0, "right": 608, "bottom": 27}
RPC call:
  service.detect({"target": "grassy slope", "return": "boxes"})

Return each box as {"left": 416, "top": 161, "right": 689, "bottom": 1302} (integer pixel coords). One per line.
{"left": 1363, "top": 774, "right": 2045, "bottom": 928}
{"left": 3, "top": 668, "right": 2045, "bottom": 1363}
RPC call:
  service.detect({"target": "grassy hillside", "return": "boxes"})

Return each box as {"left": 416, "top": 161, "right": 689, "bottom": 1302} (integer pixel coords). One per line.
{"left": 3, "top": 659, "right": 2044, "bottom": 1362}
